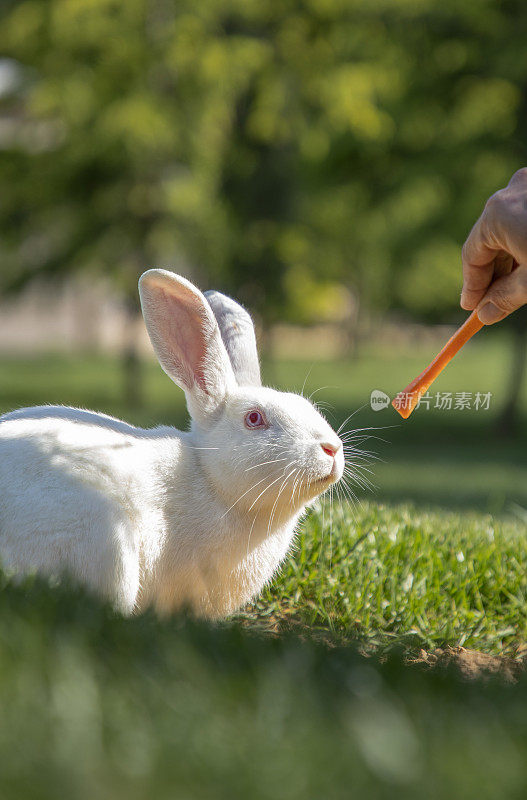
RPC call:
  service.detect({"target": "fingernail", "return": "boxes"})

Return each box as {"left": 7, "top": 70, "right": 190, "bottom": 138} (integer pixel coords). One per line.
{"left": 477, "top": 302, "right": 505, "bottom": 325}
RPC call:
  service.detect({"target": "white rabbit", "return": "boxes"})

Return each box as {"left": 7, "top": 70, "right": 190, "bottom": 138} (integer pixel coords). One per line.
{"left": 0, "top": 270, "right": 344, "bottom": 617}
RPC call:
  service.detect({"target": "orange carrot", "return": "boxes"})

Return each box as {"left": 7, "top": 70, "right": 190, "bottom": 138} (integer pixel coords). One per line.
{"left": 392, "top": 310, "right": 484, "bottom": 419}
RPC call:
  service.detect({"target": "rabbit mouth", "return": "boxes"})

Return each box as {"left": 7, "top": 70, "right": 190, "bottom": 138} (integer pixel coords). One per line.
{"left": 314, "top": 470, "right": 339, "bottom": 487}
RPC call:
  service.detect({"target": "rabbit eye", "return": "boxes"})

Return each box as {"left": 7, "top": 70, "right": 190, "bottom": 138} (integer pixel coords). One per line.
{"left": 244, "top": 410, "right": 266, "bottom": 429}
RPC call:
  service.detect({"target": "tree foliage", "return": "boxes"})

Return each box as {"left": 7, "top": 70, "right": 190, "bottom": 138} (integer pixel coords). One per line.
{"left": 1, "top": 0, "right": 526, "bottom": 323}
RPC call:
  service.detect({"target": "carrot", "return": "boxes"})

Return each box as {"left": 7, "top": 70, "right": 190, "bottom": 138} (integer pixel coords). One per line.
{"left": 392, "top": 310, "right": 484, "bottom": 419}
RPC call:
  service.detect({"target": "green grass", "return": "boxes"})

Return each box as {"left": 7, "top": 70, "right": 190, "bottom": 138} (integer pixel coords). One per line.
{"left": 0, "top": 341, "right": 525, "bottom": 653}
{"left": 1, "top": 537, "right": 527, "bottom": 800}
{"left": 0, "top": 342, "right": 526, "bottom": 797}
{"left": 242, "top": 500, "right": 527, "bottom": 656}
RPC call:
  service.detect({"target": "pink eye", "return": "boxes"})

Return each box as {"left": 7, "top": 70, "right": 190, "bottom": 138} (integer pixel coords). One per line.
{"left": 244, "top": 409, "right": 266, "bottom": 429}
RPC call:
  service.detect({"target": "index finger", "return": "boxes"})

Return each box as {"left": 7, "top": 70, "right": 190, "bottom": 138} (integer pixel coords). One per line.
{"left": 460, "top": 215, "right": 498, "bottom": 310}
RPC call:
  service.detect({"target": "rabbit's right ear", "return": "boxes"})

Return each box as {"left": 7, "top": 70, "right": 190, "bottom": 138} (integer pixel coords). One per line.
{"left": 139, "top": 270, "right": 236, "bottom": 419}
{"left": 204, "top": 291, "right": 261, "bottom": 387}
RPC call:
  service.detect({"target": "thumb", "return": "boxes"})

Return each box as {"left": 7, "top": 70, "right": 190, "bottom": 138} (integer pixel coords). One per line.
{"left": 477, "top": 264, "right": 527, "bottom": 324}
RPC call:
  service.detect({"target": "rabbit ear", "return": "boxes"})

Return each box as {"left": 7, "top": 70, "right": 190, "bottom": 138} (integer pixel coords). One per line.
{"left": 204, "top": 290, "right": 261, "bottom": 387}
{"left": 139, "top": 270, "right": 236, "bottom": 418}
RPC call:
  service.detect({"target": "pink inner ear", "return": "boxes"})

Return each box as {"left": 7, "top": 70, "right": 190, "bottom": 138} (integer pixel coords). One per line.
{"left": 159, "top": 287, "right": 209, "bottom": 391}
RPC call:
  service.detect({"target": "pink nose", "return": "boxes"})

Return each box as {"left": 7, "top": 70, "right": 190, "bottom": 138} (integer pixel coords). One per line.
{"left": 321, "top": 442, "right": 339, "bottom": 458}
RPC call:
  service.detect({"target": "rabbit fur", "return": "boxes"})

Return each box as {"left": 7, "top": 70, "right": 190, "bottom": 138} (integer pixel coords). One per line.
{"left": 0, "top": 270, "right": 344, "bottom": 617}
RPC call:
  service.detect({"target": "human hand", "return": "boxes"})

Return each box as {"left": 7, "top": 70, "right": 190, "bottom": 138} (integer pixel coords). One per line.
{"left": 461, "top": 169, "right": 527, "bottom": 324}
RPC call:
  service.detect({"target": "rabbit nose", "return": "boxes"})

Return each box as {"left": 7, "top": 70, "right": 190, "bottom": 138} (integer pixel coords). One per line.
{"left": 321, "top": 442, "right": 340, "bottom": 458}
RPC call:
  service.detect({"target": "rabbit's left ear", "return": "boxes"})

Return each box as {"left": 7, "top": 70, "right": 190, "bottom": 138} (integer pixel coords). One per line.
{"left": 139, "top": 270, "right": 236, "bottom": 419}
{"left": 204, "top": 291, "right": 261, "bottom": 387}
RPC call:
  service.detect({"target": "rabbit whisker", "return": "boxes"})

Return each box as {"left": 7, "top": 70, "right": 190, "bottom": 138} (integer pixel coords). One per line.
{"left": 266, "top": 467, "right": 299, "bottom": 540}
{"left": 289, "top": 468, "right": 303, "bottom": 510}
{"left": 342, "top": 443, "right": 378, "bottom": 456}
{"left": 344, "top": 462, "right": 375, "bottom": 479}
{"left": 338, "top": 479, "right": 360, "bottom": 509}
{"left": 328, "top": 483, "right": 334, "bottom": 572}
{"left": 346, "top": 457, "right": 376, "bottom": 473}
{"left": 343, "top": 470, "right": 374, "bottom": 494}
{"left": 244, "top": 457, "right": 288, "bottom": 472}
{"left": 336, "top": 404, "right": 370, "bottom": 434}
{"left": 247, "top": 465, "right": 297, "bottom": 513}
{"left": 344, "top": 457, "right": 381, "bottom": 471}
{"left": 308, "top": 385, "right": 337, "bottom": 401}
{"left": 221, "top": 471, "right": 278, "bottom": 518}
{"left": 245, "top": 510, "right": 260, "bottom": 561}
{"left": 344, "top": 461, "right": 376, "bottom": 485}
{"left": 334, "top": 479, "right": 357, "bottom": 522}
{"left": 297, "top": 467, "right": 307, "bottom": 499}
{"left": 316, "top": 487, "right": 326, "bottom": 571}
{"left": 340, "top": 423, "right": 398, "bottom": 437}
{"left": 300, "top": 363, "right": 316, "bottom": 397}
{"left": 341, "top": 439, "right": 381, "bottom": 452}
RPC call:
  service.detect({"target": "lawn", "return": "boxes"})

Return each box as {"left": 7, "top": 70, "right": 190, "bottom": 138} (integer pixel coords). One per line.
{"left": 244, "top": 500, "right": 527, "bottom": 656}
{"left": 0, "top": 336, "right": 525, "bottom": 653}
{"left": 1, "top": 528, "right": 527, "bottom": 800}
{"left": 0, "top": 337, "right": 526, "bottom": 798}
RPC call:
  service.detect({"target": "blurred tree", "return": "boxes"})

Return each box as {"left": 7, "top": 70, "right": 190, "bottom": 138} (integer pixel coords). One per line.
{"left": 0, "top": 0, "right": 525, "bottom": 415}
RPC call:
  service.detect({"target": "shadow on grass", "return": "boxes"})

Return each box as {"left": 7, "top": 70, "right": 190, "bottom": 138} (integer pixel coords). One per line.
{"left": 2, "top": 571, "right": 527, "bottom": 800}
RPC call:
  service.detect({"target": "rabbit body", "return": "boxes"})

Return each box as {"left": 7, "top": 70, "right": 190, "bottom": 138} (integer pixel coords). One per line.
{"left": 0, "top": 406, "right": 300, "bottom": 616}
{"left": 0, "top": 271, "right": 343, "bottom": 617}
